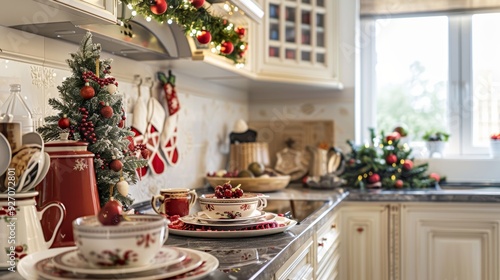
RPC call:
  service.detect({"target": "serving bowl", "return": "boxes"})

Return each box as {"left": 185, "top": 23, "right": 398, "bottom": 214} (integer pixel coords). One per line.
{"left": 205, "top": 175, "right": 291, "bottom": 192}
{"left": 198, "top": 193, "right": 268, "bottom": 219}
{"left": 72, "top": 215, "right": 169, "bottom": 268}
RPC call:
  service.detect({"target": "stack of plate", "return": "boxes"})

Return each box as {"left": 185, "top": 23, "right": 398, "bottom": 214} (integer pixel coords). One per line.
{"left": 18, "top": 246, "right": 218, "bottom": 280}
{"left": 171, "top": 211, "right": 297, "bottom": 238}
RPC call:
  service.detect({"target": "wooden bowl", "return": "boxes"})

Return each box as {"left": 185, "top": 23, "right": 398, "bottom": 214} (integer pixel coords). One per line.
{"left": 205, "top": 175, "right": 291, "bottom": 193}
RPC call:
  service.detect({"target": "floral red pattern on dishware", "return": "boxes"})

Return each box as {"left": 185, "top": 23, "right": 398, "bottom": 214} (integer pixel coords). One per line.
{"left": 89, "top": 249, "right": 139, "bottom": 266}
{"left": 136, "top": 233, "right": 156, "bottom": 248}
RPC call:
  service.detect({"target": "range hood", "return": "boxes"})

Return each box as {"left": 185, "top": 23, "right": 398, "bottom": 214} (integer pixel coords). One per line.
{"left": 0, "top": 0, "right": 263, "bottom": 61}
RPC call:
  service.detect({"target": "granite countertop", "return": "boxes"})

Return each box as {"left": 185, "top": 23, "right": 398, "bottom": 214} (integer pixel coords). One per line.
{"left": 2, "top": 183, "right": 500, "bottom": 280}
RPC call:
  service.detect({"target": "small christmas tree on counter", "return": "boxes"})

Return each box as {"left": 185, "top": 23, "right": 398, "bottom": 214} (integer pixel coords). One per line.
{"left": 341, "top": 128, "right": 441, "bottom": 189}
{"left": 38, "top": 32, "right": 148, "bottom": 208}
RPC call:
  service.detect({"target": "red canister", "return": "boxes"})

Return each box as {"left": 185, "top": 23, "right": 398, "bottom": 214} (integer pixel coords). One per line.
{"left": 36, "top": 140, "right": 100, "bottom": 248}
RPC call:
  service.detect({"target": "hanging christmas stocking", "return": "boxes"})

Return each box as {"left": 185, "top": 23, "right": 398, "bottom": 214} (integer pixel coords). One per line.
{"left": 157, "top": 71, "right": 180, "bottom": 165}
{"left": 144, "top": 94, "right": 167, "bottom": 175}
{"left": 131, "top": 96, "right": 149, "bottom": 177}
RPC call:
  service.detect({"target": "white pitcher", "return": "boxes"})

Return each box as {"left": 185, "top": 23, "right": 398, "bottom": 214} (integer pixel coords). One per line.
{"left": 0, "top": 191, "right": 65, "bottom": 270}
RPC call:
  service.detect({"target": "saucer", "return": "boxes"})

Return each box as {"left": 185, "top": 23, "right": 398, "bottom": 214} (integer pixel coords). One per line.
{"left": 52, "top": 246, "right": 186, "bottom": 275}
{"left": 19, "top": 246, "right": 216, "bottom": 280}
{"left": 181, "top": 212, "right": 277, "bottom": 229}
{"left": 196, "top": 210, "right": 266, "bottom": 223}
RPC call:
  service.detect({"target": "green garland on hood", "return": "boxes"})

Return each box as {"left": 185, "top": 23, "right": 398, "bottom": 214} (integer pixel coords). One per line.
{"left": 120, "top": 0, "right": 248, "bottom": 65}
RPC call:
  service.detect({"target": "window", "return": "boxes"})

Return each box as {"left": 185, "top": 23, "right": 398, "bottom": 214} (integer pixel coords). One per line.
{"left": 361, "top": 12, "right": 500, "bottom": 157}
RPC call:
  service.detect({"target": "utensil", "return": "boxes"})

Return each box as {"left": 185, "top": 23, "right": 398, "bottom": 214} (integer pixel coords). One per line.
{"left": 22, "top": 132, "right": 44, "bottom": 153}
{"left": 0, "top": 133, "right": 11, "bottom": 177}
{"left": 16, "top": 150, "right": 42, "bottom": 192}
{"left": 28, "top": 152, "right": 50, "bottom": 191}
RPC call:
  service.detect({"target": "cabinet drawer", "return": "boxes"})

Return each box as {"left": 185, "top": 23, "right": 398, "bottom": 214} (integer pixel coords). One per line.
{"left": 316, "top": 212, "right": 339, "bottom": 263}
{"left": 317, "top": 241, "right": 340, "bottom": 280}
{"left": 275, "top": 237, "right": 315, "bottom": 280}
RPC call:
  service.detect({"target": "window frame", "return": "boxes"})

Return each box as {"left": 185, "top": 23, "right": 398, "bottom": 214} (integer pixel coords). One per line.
{"left": 359, "top": 12, "right": 497, "bottom": 157}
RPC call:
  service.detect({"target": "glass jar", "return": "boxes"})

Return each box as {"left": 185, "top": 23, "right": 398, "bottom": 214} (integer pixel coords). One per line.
{"left": 0, "top": 84, "right": 33, "bottom": 133}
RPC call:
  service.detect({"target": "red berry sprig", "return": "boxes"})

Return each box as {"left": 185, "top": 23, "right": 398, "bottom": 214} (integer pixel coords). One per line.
{"left": 214, "top": 182, "right": 244, "bottom": 198}
{"left": 78, "top": 107, "right": 97, "bottom": 144}
{"left": 82, "top": 71, "right": 118, "bottom": 88}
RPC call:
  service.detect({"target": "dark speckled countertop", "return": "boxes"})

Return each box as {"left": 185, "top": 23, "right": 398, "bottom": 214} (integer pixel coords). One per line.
{"left": 2, "top": 183, "right": 500, "bottom": 280}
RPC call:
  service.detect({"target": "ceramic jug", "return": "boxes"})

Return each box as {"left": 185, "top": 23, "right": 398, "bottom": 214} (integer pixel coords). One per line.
{"left": 36, "top": 140, "right": 100, "bottom": 248}
{"left": 0, "top": 191, "right": 65, "bottom": 269}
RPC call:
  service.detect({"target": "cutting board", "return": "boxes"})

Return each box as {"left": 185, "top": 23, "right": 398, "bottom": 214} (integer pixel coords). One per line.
{"left": 248, "top": 120, "right": 334, "bottom": 171}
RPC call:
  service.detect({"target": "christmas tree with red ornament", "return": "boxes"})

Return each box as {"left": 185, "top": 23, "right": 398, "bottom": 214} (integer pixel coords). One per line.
{"left": 341, "top": 128, "right": 442, "bottom": 189}
{"left": 38, "top": 32, "right": 148, "bottom": 208}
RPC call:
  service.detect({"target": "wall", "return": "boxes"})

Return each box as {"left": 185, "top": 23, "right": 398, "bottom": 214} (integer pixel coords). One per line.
{"left": 248, "top": 0, "right": 359, "bottom": 154}
{"left": 0, "top": 26, "right": 248, "bottom": 203}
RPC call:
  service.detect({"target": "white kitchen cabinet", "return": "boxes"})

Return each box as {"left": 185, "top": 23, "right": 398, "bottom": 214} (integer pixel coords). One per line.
{"left": 252, "top": 0, "right": 341, "bottom": 88}
{"left": 338, "top": 202, "right": 389, "bottom": 280}
{"left": 401, "top": 202, "right": 500, "bottom": 280}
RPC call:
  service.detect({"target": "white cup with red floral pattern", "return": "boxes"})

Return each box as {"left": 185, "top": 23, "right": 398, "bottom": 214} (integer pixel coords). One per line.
{"left": 72, "top": 215, "right": 169, "bottom": 268}
{"left": 198, "top": 193, "right": 267, "bottom": 219}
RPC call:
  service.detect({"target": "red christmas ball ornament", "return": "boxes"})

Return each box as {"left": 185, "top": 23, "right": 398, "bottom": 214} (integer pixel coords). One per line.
{"left": 385, "top": 154, "right": 397, "bottom": 165}
{"left": 197, "top": 30, "right": 212, "bottom": 44}
{"left": 367, "top": 173, "right": 381, "bottom": 183}
{"left": 58, "top": 114, "right": 70, "bottom": 129}
{"left": 80, "top": 82, "right": 95, "bottom": 99}
{"left": 98, "top": 198, "right": 123, "bottom": 226}
{"left": 100, "top": 104, "right": 114, "bottom": 119}
{"left": 191, "top": 0, "right": 205, "bottom": 9}
{"left": 150, "top": 0, "right": 167, "bottom": 15}
{"left": 118, "top": 119, "right": 125, "bottom": 128}
{"left": 429, "top": 172, "right": 440, "bottom": 182}
{"left": 235, "top": 27, "right": 246, "bottom": 37}
{"left": 386, "top": 131, "right": 401, "bottom": 142}
{"left": 394, "top": 179, "right": 404, "bottom": 189}
{"left": 220, "top": 41, "right": 234, "bottom": 54}
{"left": 403, "top": 159, "right": 414, "bottom": 170}
{"left": 109, "top": 159, "right": 123, "bottom": 172}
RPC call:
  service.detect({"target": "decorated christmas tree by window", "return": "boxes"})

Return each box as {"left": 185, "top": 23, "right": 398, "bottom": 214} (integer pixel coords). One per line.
{"left": 38, "top": 32, "right": 148, "bottom": 208}
{"left": 341, "top": 128, "right": 441, "bottom": 189}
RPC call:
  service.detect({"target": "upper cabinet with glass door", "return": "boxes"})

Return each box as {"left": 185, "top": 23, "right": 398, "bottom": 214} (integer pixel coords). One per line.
{"left": 253, "top": 0, "right": 341, "bottom": 88}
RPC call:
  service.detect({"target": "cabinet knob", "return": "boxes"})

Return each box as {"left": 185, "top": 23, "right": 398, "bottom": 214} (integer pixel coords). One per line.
{"left": 318, "top": 242, "right": 324, "bottom": 247}
{"left": 331, "top": 224, "right": 336, "bottom": 229}
{"left": 322, "top": 237, "right": 328, "bottom": 241}
{"left": 357, "top": 227, "right": 364, "bottom": 233}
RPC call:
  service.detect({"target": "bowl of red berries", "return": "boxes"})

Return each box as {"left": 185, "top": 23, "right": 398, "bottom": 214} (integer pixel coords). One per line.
{"left": 198, "top": 182, "right": 268, "bottom": 219}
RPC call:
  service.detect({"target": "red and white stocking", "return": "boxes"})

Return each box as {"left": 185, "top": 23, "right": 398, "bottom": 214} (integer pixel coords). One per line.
{"left": 158, "top": 71, "right": 180, "bottom": 166}
{"left": 131, "top": 98, "right": 149, "bottom": 177}
{"left": 145, "top": 97, "right": 167, "bottom": 174}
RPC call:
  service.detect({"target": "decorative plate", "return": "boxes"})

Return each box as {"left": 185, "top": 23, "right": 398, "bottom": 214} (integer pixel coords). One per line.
{"left": 52, "top": 247, "right": 186, "bottom": 275}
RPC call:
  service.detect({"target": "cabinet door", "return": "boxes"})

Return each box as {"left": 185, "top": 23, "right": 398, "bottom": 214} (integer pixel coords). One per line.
{"left": 338, "top": 203, "right": 389, "bottom": 280}
{"left": 254, "top": 0, "right": 341, "bottom": 87}
{"left": 401, "top": 203, "right": 500, "bottom": 280}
